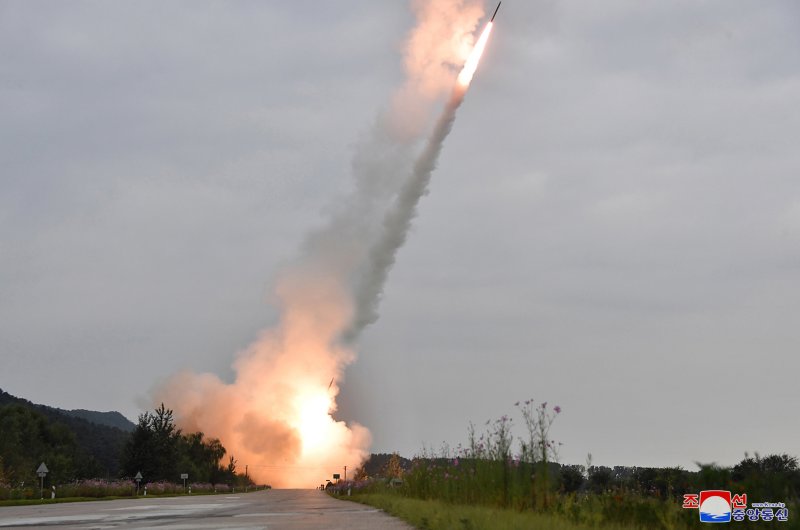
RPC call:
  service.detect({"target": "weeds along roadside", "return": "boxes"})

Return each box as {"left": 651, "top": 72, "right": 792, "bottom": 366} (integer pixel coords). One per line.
{"left": 329, "top": 401, "right": 800, "bottom": 530}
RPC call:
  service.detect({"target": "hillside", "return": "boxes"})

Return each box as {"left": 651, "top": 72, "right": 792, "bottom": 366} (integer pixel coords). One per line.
{"left": 0, "top": 389, "right": 132, "bottom": 479}
{"left": 63, "top": 409, "right": 135, "bottom": 432}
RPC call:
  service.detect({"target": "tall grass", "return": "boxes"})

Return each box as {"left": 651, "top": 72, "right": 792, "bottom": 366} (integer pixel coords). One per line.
{"left": 337, "top": 401, "right": 800, "bottom": 530}
{"left": 351, "top": 493, "right": 663, "bottom": 530}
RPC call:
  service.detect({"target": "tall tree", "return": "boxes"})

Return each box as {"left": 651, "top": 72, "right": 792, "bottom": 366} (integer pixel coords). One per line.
{"left": 121, "top": 404, "right": 181, "bottom": 482}
{"left": 177, "top": 432, "right": 227, "bottom": 484}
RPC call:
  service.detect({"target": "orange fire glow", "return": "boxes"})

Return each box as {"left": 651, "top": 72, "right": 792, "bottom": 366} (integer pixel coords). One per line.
{"left": 457, "top": 21, "right": 493, "bottom": 87}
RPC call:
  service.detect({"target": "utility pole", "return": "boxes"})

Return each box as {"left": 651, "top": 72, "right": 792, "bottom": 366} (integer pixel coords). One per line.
{"left": 344, "top": 465, "right": 347, "bottom": 482}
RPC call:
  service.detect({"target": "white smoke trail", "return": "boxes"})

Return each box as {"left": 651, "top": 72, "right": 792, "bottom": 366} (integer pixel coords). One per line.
{"left": 345, "top": 18, "right": 494, "bottom": 339}
{"left": 344, "top": 85, "right": 467, "bottom": 340}
{"left": 155, "top": 1, "right": 485, "bottom": 488}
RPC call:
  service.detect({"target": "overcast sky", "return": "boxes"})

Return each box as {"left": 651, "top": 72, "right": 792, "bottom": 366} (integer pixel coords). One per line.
{"left": 2, "top": 0, "right": 799, "bottom": 471}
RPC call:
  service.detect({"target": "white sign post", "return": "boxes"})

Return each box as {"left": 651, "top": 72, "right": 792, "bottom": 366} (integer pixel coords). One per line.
{"left": 180, "top": 473, "right": 188, "bottom": 492}
{"left": 134, "top": 471, "right": 143, "bottom": 496}
{"left": 36, "top": 462, "right": 48, "bottom": 500}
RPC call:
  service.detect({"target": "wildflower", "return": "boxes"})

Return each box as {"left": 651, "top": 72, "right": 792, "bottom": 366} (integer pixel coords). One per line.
{"left": 514, "top": 401, "right": 520, "bottom": 406}
{"left": 554, "top": 405, "right": 561, "bottom": 414}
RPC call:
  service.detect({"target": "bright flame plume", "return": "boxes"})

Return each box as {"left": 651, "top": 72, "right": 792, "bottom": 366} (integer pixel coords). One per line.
{"left": 457, "top": 21, "right": 493, "bottom": 86}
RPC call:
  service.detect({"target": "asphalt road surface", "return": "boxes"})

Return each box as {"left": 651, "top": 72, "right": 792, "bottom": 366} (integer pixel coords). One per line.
{"left": 0, "top": 489, "right": 415, "bottom": 529}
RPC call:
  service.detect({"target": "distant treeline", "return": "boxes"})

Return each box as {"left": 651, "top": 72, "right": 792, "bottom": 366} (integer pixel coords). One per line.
{"left": 358, "top": 451, "right": 800, "bottom": 502}
{"left": 0, "top": 389, "right": 250, "bottom": 489}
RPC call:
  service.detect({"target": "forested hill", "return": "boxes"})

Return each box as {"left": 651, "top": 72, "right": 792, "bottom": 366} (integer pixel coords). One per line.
{"left": 63, "top": 409, "right": 135, "bottom": 432}
{"left": 0, "top": 388, "right": 132, "bottom": 481}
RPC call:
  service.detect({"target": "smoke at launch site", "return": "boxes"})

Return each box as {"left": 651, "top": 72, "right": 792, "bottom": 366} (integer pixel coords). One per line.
{"left": 155, "top": 0, "right": 488, "bottom": 488}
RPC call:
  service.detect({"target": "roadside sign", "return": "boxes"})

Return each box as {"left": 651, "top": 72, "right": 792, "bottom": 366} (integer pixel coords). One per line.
{"left": 37, "top": 462, "right": 48, "bottom": 499}
{"left": 180, "top": 473, "right": 188, "bottom": 479}
{"left": 333, "top": 473, "right": 340, "bottom": 480}
{"left": 135, "top": 472, "right": 143, "bottom": 481}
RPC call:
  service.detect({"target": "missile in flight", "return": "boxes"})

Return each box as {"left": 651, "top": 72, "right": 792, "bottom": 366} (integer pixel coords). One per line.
{"left": 490, "top": 2, "right": 501, "bottom": 22}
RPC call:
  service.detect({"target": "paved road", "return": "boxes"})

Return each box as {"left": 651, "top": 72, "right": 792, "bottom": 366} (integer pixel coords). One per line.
{"left": 0, "top": 489, "right": 414, "bottom": 529}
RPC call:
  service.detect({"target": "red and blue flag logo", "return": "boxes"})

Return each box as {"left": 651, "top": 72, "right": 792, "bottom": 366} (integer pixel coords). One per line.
{"left": 699, "top": 490, "right": 732, "bottom": 523}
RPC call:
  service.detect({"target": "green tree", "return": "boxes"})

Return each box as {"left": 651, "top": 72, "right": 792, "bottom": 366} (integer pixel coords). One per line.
{"left": 732, "top": 453, "right": 800, "bottom": 500}
{"left": 588, "top": 466, "right": 613, "bottom": 493}
{"left": 385, "top": 453, "right": 404, "bottom": 479}
{"left": 177, "top": 432, "right": 227, "bottom": 484}
{"left": 0, "top": 404, "right": 78, "bottom": 485}
{"left": 205, "top": 438, "right": 227, "bottom": 484}
{"left": 226, "top": 456, "right": 237, "bottom": 477}
{"left": 121, "top": 404, "right": 181, "bottom": 482}
{"left": 559, "top": 465, "right": 585, "bottom": 493}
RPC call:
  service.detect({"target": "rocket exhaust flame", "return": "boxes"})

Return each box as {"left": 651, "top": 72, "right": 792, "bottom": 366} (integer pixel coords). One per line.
{"left": 154, "top": 0, "right": 495, "bottom": 489}
{"left": 457, "top": 21, "right": 493, "bottom": 87}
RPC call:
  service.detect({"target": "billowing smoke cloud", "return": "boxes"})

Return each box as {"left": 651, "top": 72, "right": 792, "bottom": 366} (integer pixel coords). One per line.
{"left": 155, "top": 0, "right": 485, "bottom": 488}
